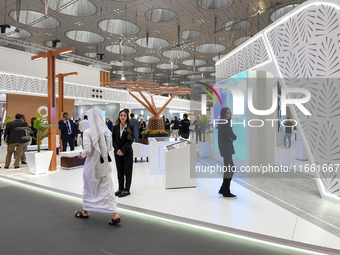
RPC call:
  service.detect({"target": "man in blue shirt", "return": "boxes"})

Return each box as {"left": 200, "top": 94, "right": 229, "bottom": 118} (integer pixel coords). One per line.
{"left": 172, "top": 116, "right": 180, "bottom": 137}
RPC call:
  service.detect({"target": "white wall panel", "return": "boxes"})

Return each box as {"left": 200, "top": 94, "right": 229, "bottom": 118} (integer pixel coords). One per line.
{"left": 0, "top": 46, "right": 100, "bottom": 87}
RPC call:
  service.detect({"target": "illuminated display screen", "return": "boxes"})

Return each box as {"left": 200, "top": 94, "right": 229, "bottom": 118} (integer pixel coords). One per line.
{"left": 214, "top": 71, "right": 248, "bottom": 162}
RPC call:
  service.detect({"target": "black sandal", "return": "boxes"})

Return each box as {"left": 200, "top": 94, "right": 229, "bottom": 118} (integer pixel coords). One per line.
{"left": 108, "top": 218, "right": 121, "bottom": 225}
{"left": 75, "top": 210, "right": 89, "bottom": 218}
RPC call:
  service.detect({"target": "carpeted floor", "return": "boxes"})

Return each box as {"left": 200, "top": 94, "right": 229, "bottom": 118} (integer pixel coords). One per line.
{"left": 0, "top": 178, "right": 317, "bottom": 255}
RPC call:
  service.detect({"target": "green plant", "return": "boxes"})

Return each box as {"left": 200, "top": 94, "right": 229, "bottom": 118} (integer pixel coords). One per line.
{"left": 16, "top": 110, "right": 56, "bottom": 152}
{"left": 198, "top": 115, "right": 212, "bottom": 142}
{"left": 3, "top": 115, "right": 12, "bottom": 127}
{"left": 141, "top": 130, "right": 169, "bottom": 136}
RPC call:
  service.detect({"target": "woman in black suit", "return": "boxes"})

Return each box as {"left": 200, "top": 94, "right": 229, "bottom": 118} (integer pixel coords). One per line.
{"left": 218, "top": 107, "right": 237, "bottom": 198}
{"left": 164, "top": 118, "right": 170, "bottom": 132}
{"left": 112, "top": 109, "right": 134, "bottom": 198}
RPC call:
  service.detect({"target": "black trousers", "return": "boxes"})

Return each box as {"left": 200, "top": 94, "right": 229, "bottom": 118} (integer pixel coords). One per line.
{"left": 114, "top": 152, "right": 133, "bottom": 192}
{"left": 219, "top": 155, "right": 235, "bottom": 196}
{"left": 62, "top": 136, "right": 74, "bottom": 152}
{"left": 181, "top": 132, "right": 189, "bottom": 139}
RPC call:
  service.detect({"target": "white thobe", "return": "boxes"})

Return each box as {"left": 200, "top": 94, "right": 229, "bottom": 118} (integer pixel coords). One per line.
{"left": 81, "top": 129, "right": 117, "bottom": 213}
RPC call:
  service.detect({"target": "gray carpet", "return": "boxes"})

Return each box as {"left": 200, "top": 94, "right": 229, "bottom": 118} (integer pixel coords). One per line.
{"left": 0, "top": 179, "right": 316, "bottom": 255}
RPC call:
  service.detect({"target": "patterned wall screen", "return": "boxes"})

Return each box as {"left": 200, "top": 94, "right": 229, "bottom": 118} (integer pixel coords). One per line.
{"left": 216, "top": 1, "right": 340, "bottom": 202}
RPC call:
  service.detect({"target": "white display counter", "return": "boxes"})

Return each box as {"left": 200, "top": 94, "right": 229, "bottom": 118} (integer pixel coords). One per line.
{"left": 163, "top": 140, "right": 196, "bottom": 189}
{"left": 148, "top": 137, "right": 184, "bottom": 175}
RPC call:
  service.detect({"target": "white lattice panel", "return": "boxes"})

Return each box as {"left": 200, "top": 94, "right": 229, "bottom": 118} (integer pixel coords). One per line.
{"left": 0, "top": 72, "right": 197, "bottom": 111}
{"left": 216, "top": 36, "right": 270, "bottom": 80}
{"left": 216, "top": 0, "right": 340, "bottom": 202}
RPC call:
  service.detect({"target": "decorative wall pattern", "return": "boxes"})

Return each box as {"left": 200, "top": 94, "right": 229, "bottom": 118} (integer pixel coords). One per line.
{"left": 216, "top": 36, "right": 270, "bottom": 80}
{"left": 0, "top": 72, "right": 195, "bottom": 110}
{"left": 216, "top": 1, "right": 340, "bottom": 202}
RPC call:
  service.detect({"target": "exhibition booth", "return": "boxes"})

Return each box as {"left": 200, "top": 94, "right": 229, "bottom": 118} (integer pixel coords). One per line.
{"left": 1, "top": 1, "right": 340, "bottom": 254}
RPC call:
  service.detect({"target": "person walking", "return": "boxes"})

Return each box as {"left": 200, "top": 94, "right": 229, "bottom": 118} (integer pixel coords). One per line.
{"left": 59, "top": 112, "right": 77, "bottom": 151}
{"left": 74, "top": 119, "right": 80, "bottom": 147}
{"left": 172, "top": 116, "right": 180, "bottom": 137}
{"left": 283, "top": 116, "right": 293, "bottom": 149}
{"left": 180, "top": 113, "right": 190, "bottom": 139}
{"left": 164, "top": 118, "right": 170, "bottom": 132}
{"left": 112, "top": 109, "right": 134, "bottom": 198}
{"left": 79, "top": 115, "right": 90, "bottom": 148}
{"left": 193, "top": 115, "right": 201, "bottom": 143}
{"left": 76, "top": 108, "right": 121, "bottom": 225}
{"left": 20, "top": 115, "right": 29, "bottom": 164}
{"left": 4, "top": 113, "right": 29, "bottom": 169}
{"left": 218, "top": 107, "right": 237, "bottom": 199}
{"left": 129, "top": 113, "right": 138, "bottom": 143}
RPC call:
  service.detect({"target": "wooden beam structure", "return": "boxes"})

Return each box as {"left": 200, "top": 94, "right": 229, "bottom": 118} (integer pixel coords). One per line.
{"left": 31, "top": 47, "right": 75, "bottom": 171}
{"left": 57, "top": 72, "right": 78, "bottom": 152}
{"left": 101, "top": 80, "right": 191, "bottom": 131}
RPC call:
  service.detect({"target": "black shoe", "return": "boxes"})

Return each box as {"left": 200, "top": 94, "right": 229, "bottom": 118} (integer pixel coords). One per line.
{"left": 108, "top": 218, "right": 121, "bottom": 225}
{"left": 118, "top": 191, "right": 130, "bottom": 197}
{"left": 223, "top": 193, "right": 237, "bottom": 199}
{"left": 218, "top": 190, "right": 223, "bottom": 195}
{"left": 14, "top": 166, "right": 20, "bottom": 169}
{"left": 4, "top": 166, "right": 9, "bottom": 169}
{"left": 115, "top": 190, "right": 123, "bottom": 196}
{"left": 21, "top": 161, "right": 27, "bottom": 164}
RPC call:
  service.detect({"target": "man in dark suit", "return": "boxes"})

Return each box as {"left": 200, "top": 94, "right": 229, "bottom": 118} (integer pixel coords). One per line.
{"left": 139, "top": 117, "right": 146, "bottom": 130}
{"left": 74, "top": 119, "right": 80, "bottom": 146}
{"left": 59, "top": 112, "right": 77, "bottom": 152}
{"left": 129, "top": 113, "right": 138, "bottom": 143}
{"left": 4, "top": 113, "right": 29, "bottom": 169}
{"left": 105, "top": 117, "right": 113, "bottom": 132}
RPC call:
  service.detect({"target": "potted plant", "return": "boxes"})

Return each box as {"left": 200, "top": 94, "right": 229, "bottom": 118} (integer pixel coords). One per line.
{"left": 198, "top": 115, "right": 213, "bottom": 158}
{"left": 16, "top": 111, "right": 55, "bottom": 175}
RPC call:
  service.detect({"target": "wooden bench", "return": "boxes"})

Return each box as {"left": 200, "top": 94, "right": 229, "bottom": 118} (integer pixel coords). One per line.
{"left": 60, "top": 151, "right": 86, "bottom": 169}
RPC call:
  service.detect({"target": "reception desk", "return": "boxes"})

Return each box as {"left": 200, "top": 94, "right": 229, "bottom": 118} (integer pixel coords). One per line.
{"left": 163, "top": 140, "right": 196, "bottom": 189}
{"left": 148, "top": 137, "right": 184, "bottom": 175}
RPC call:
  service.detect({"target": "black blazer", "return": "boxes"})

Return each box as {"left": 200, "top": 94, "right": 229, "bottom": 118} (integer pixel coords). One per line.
{"left": 4, "top": 119, "right": 29, "bottom": 144}
{"left": 129, "top": 118, "right": 139, "bottom": 140}
{"left": 112, "top": 124, "right": 134, "bottom": 154}
{"left": 218, "top": 122, "right": 237, "bottom": 157}
{"left": 58, "top": 119, "right": 77, "bottom": 140}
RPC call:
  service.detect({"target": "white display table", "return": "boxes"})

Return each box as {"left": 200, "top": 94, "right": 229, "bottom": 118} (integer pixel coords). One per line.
{"left": 163, "top": 140, "right": 196, "bottom": 189}
{"left": 294, "top": 130, "right": 308, "bottom": 161}
{"left": 0, "top": 145, "right": 7, "bottom": 163}
{"left": 148, "top": 137, "right": 184, "bottom": 175}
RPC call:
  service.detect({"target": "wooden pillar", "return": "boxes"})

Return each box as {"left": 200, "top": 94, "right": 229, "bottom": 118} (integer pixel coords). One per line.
{"left": 58, "top": 75, "right": 64, "bottom": 152}
{"left": 47, "top": 52, "right": 57, "bottom": 171}
{"left": 100, "top": 70, "right": 110, "bottom": 83}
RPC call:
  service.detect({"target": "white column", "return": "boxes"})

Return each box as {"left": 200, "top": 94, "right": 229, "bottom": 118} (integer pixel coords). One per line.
{"left": 201, "top": 94, "right": 206, "bottom": 115}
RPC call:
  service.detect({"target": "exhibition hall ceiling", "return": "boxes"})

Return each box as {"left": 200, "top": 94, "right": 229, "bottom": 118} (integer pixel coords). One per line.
{"left": 0, "top": 0, "right": 305, "bottom": 97}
